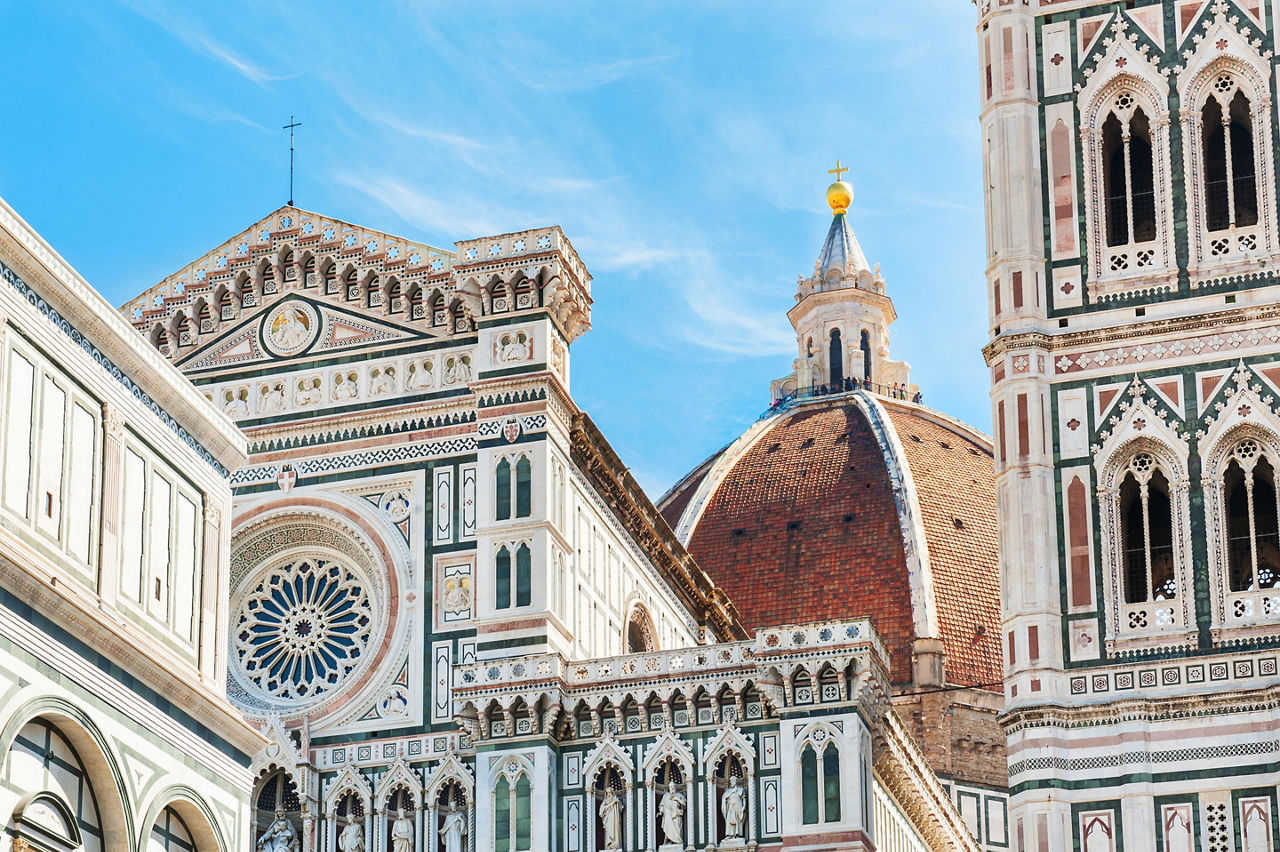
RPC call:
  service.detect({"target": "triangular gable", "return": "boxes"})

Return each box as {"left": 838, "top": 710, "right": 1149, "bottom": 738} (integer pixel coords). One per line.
{"left": 1094, "top": 381, "right": 1129, "bottom": 421}
{"left": 1078, "top": 13, "right": 1111, "bottom": 62}
{"left": 374, "top": 756, "right": 424, "bottom": 806}
{"left": 424, "top": 748, "right": 475, "bottom": 803}
{"left": 1198, "top": 368, "right": 1234, "bottom": 414}
{"left": 1198, "top": 363, "right": 1280, "bottom": 452}
{"left": 1148, "top": 377, "right": 1184, "bottom": 417}
{"left": 703, "top": 725, "right": 756, "bottom": 771}
{"left": 641, "top": 729, "right": 696, "bottom": 777}
{"left": 1177, "top": 1, "right": 1206, "bottom": 40}
{"left": 326, "top": 763, "right": 373, "bottom": 809}
{"left": 1128, "top": 5, "right": 1164, "bottom": 49}
{"left": 178, "top": 295, "right": 426, "bottom": 374}
{"left": 583, "top": 733, "right": 636, "bottom": 782}
{"left": 1254, "top": 363, "right": 1280, "bottom": 400}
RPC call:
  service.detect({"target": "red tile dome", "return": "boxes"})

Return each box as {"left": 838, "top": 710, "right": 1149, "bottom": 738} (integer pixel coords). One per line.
{"left": 659, "top": 392, "right": 1001, "bottom": 691}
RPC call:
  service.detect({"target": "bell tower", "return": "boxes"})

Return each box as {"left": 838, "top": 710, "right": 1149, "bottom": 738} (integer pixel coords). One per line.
{"left": 772, "top": 167, "right": 915, "bottom": 403}
{"left": 976, "top": 1, "right": 1280, "bottom": 849}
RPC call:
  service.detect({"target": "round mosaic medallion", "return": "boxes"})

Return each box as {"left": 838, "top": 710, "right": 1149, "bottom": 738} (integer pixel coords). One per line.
{"left": 263, "top": 301, "right": 319, "bottom": 355}
{"left": 234, "top": 557, "right": 373, "bottom": 703}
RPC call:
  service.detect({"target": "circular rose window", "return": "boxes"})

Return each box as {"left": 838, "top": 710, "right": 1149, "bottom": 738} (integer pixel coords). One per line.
{"left": 234, "top": 557, "right": 373, "bottom": 703}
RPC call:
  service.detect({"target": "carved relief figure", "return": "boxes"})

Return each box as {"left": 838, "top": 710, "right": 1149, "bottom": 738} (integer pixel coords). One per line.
{"left": 260, "top": 381, "right": 286, "bottom": 414}
{"left": 390, "top": 808, "right": 413, "bottom": 852}
{"left": 659, "top": 788, "right": 685, "bottom": 846}
{"left": 333, "top": 371, "right": 360, "bottom": 401}
{"left": 370, "top": 366, "right": 397, "bottom": 396}
{"left": 444, "top": 576, "right": 472, "bottom": 613}
{"left": 271, "top": 305, "right": 311, "bottom": 350}
{"left": 224, "top": 388, "right": 249, "bottom": 417}
{"left": 497, "top": 330, "right": 531, "bottom": 363}
{"left": 338, "top": 819, "right": 365, "bottom": 852}
{"left": 722, "top": 775, "right": 746, "bottom": 839}
{"left": 600, "top": 789, "right": 623, "bottom": 850}
{"left": 256, "top": 810, "right": 298, "bottom": 852}
{"left": 408, "top": 359, "right": 434, "bottom": 390}
{"left": 295, "top": 377, "right": 323, "bottom": 407}
{"left": 444, "top": 355, "right": 472, "bottom": 385}
{"left": 441, "top": 810, "right": 466, "bottom": 852}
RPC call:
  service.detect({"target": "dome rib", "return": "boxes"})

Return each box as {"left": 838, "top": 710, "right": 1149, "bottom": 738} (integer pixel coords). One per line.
{"left": 851, "top": 392, "right": 941, "bottom": 641}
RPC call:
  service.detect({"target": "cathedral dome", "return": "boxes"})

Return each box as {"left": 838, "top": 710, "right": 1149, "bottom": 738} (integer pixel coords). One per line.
{"left": 658, "top": 391, "right": 1001, "bottom": 690}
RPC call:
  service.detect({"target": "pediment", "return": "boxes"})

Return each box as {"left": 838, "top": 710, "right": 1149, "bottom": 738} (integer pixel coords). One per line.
{"left": 178, "top": 294, "right": 430, "bottom": 374}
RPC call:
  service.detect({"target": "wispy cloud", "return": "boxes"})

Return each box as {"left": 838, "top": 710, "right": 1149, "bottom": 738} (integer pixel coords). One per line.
{"left": 508, "top": 52, "right": 680, "bottom": 93}
{"left": 333, "top": 172, "right": 506, "bottom": 241}
{"left": 122, "top": 0, "right": 290, "bottom": 86}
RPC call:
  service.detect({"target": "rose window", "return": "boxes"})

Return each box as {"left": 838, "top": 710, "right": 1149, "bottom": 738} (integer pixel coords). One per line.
{"left": 234, "top": 558, "right": 373, "bottom": 702}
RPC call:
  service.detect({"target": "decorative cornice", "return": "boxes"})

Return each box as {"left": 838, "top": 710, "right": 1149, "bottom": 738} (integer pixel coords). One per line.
{"left": 999, "top": 681, "right": 1280, "bottom": 734}
{"left": 569, "top": 412, "right": 746, "bottom": 642}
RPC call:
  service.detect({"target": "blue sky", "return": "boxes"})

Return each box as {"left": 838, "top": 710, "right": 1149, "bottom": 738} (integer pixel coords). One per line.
{"left": 0, "top": 1, "right": 988, "bottom": 495}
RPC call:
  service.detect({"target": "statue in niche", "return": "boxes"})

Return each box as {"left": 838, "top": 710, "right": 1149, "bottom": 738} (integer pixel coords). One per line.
{"left": 338, "top": 818, "right": 365, "bottom": 852}
{"left": 370, "top": 366, "right": 397, "bottom": 396}
{"left": 441, "top": 809, "right": 466, "bottom": 852}
{"left": 295, "top": 377, "right": 322, "bottom": 407}
{"left": 390, "top": 808, "right": 413, "bottom": 852}
{"left": 600, "top": 789, "right": 623, "bottom": 850}
{"left": 498, "top": 331, "right": 529, "bottom": 363}
{"left": 721, "top": 775, "right": 746, "bottom": 840}
{"left": 659, "top": 786, "right": 685, "bottom": 846}
{"left": 256, "top": 810, "right": 298, "bottom": 852}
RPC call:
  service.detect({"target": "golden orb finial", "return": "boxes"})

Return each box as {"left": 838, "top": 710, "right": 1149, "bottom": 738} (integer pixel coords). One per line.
{"left": 826, "top": 160, "right": 852, "bottom": 215}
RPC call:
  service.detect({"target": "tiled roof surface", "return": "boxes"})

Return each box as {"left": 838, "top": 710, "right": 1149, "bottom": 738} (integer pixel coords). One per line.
{"left": 884, "top": 406, "right": 1002, "bottom": 690}
{"left": 682, "top": 404, "right": 918, "bottom": 681}
{"left": 676, "top": 397, "right": 1001, "bottom": 690}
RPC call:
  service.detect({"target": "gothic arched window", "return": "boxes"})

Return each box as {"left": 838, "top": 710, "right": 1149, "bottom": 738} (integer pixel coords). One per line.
{"left": 828, "top": 329, "right": 843, "bottom": 389}
{"left": 516, "top": 456, "right": 532, "bottom": 518}
{"left": 1224, "top": 440, "right": 1280, "bottom": 594}
{"left": 496, "top": 546, "right": 512, "bottom": 610}
{"left": 1119, "top": 454, "right": 1176, "bottom": 605}
{"left": 1102, "top": 102, "right": 1156, "bottom": 247}
{"left": 515, "top": 543, "right": 532, "bottom": 608}
{"left": 1203, "top": 81, "right": 1258, "bottom": 233}
{"left": 494, "top": 773, "right": 531, "bottom": 852}
{"left": 496, "top": 458, "right": 512, "bottom": 521}
{"left": 800, "top": 739, "right": 841, "bottom": 825}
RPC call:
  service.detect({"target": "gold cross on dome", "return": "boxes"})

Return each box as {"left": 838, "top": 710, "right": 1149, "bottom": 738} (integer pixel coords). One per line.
{"left": 828, "top": 160, "right": 849, "bottom": 181}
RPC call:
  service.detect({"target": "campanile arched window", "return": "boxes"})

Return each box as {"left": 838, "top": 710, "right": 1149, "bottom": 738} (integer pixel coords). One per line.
{"left": 1119, "top": 453, "right": 1176, "bottom": 607}
{"left": 1102, "top": 99, "right": 1156, "bottom": 248}
{"left": 1202, "top": 79, "right": 1258, "bottom": 234}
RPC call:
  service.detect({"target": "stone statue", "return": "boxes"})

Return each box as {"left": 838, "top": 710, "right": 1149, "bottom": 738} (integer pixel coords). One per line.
{"left": 722, "top": 775, "right": 746, "bottom": 840}
{"left": 441, "top": 809, "right": 466, "bottom": 852}
{"left": 600, "top": 789, "right": 622, "bottom": 850}
{"left": 444, "top": 355, "right": 471, "bottom": 385}
{"left": 658, "top": 787, "right": 685, "bottom": 846}
{"left": 338, "top": 818, "right": 365, "bottom": 852}
{"left": 444, "top": 576, "right": 472, "bottom": 613}
{"left": 390, "top": 808, "right": 413, "bottom": 852}
{"left": 334, "top": 372, "right": 359, "bottom": 400}
{"left": 256, "top": 810, "right": 298, "bottom": 852}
